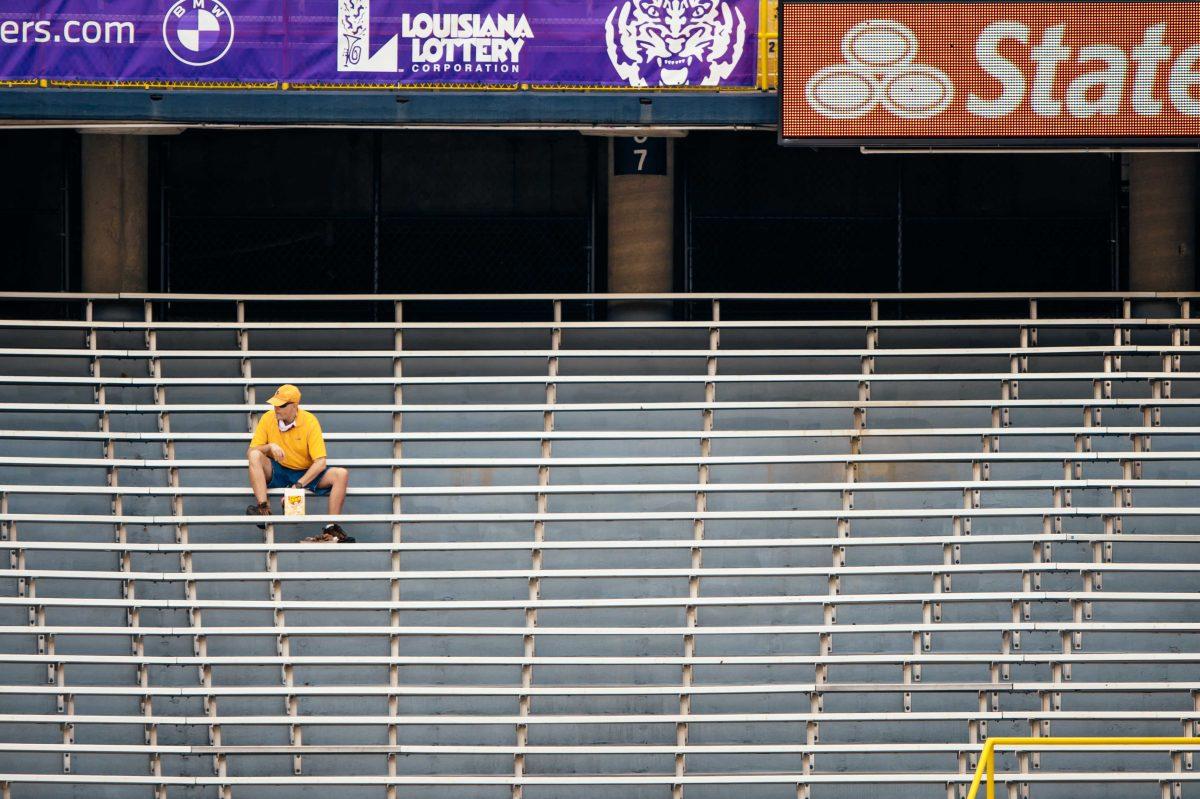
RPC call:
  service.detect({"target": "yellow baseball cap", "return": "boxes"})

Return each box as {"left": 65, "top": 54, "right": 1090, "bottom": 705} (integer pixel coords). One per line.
{"left": 266, "top": 384, "right": 301, "bottom": 407}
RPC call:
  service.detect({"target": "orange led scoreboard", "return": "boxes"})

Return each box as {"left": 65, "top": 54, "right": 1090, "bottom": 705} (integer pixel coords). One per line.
{"left": 779, "top": 0, "right": 1200, "bottom": 145}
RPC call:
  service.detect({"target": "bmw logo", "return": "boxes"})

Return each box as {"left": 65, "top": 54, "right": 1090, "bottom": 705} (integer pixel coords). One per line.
{"left": 162, "top": 0, "right": 235, "bottom": 67}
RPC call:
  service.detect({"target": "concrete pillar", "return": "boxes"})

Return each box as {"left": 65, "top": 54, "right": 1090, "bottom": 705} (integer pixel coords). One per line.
{"left": 607, "top": 136, "right": 674, "bottom": 319}
{"left": 1129, "top": 153, "right": 1195, "bottom": 291}
{"left": 81, "top": 134, "right": 149, "bottom": 293}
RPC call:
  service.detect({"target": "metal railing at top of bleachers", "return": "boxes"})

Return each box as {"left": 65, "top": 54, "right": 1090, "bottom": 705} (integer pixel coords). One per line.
{"left": 2, "top": 371, "right": 1200, "bottom": 384}
{"left": 1, "top": 293, "right": 1200, "bottom": 799}
{"left": 1, "top": 289, "right": 1199, "bottom": 333}
{"left": 2, "top": 290, "right": 1198, "bottom": 300}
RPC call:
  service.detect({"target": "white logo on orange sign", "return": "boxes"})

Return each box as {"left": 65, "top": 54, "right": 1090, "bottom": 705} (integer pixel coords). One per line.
{"left": 806, "top": 20, "right": 954, "bottom": 120}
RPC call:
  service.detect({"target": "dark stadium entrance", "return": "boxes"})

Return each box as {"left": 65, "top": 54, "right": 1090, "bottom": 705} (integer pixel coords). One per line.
{"left": 2, "top": 128, "right": 1128, "bottom": 295}
{"left": 153, "top": 130, "right": 602, "bottom": 295}
{"left": 683, "top": 133, "right": 1123, "bottom": 292}
{"left": 0, "top": 131, "right": 79, "bottom": 293}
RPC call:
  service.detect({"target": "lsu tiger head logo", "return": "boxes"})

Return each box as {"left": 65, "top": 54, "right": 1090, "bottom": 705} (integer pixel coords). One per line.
{"left": 605, "top": 0, "right": 747, "bottom": 87}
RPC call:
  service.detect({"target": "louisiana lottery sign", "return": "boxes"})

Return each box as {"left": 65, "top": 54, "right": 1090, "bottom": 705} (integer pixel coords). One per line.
{"left": 0, "top": 0, "right": 761, "bottom": 88}
{"left": 780, "top": 1, "right": 1200, "bottom": 144}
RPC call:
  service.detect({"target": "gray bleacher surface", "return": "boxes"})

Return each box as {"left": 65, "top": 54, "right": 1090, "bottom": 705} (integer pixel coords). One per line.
{"left": 0, "top": 292, "right": 1198, "bottom": 798}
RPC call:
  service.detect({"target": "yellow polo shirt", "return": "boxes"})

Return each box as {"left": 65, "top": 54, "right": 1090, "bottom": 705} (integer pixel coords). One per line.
{"left": 249, "top": 408, "right": 327, "bottom": 470}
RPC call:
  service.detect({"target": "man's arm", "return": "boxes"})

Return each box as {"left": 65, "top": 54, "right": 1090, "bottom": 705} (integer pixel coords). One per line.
{"left": 294, "top": 457, "right": 326, "bottom": 489}
{"left": 247, "top": 443, "right": 285, "bottom": 459}
{"left": 296, "top": 416, "right": 329, "bottom": 489}
{"left": 248, "top": 415, "right": 284, "bottom": 460}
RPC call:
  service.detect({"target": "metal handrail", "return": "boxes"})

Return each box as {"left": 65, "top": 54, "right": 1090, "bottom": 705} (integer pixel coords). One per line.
{"left": 1, "top": 290, "right": 1198, "bottom": 300}
{"left": 967, "top": 737, "right": 1200, "bottom": 799}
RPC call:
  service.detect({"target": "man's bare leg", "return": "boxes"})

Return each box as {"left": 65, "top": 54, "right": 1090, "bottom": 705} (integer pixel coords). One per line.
{"left": 248, "top": 449, "right": 273, "bottom": 505}
{"left": 318, "top": 467, "right": 350, "bottom": 515}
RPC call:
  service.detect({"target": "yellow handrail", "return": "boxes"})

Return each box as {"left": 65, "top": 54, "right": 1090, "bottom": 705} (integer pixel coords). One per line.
{"left": 966, "top": 737, "right": 1200, "bottom": 799}
{"left": 757, "top": 0, "right": 778, "bottom": 90}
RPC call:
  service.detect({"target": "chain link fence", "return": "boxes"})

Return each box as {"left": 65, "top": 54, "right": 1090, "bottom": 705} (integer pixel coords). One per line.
{"left": 162, "top": 132, "right": 595, "bottom": 301}
{"left": 0, "top": 131, "right": 75, "bottom": 295}
{"left": 167, "top": 215, "right": 374, "bottom": 293}
{"left": 684, "top": 133, "right": 1120, "bottom": 295}
{"left": 378, "top": 216, "right": 591, "bottom": 293}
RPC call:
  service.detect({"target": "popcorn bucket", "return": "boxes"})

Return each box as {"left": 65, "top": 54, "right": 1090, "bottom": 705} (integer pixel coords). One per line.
{"left": 283, "top": 488, "right": 306, "bottom": 516}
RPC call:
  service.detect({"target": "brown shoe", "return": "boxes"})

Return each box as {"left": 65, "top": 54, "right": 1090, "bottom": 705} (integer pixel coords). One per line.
{"left": 246, "top": 500, "right": 270, "bottom": 529}
{"left": 301, "top": 523, "right": 355, "bottom": 544}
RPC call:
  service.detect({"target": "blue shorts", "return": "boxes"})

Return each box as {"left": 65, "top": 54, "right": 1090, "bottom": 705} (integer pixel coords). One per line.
{"left": 267, "top": 460, "right": 331, "bottom": 496}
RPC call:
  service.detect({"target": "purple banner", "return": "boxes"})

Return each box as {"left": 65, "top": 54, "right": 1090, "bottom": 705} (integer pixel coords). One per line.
{"left": 0, "top": 0, "right": 761, "bottom": 87}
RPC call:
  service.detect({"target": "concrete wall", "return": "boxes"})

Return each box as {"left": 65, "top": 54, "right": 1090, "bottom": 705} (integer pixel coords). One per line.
{"left": 81, "top": 134, "right": 148, "bottom": 293}
{"left": 1129, "top": 153, "right": 1196, "bottom": 292}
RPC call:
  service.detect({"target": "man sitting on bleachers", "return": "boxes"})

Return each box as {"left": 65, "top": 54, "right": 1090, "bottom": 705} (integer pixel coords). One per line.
{"left": 245, "top": 383, "right": 353, "bottom": 543}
